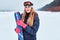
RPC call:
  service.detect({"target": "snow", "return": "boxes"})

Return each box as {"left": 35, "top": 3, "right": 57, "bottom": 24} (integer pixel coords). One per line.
{"left": 0, "top": 11, "right": 60, "bottom": 40}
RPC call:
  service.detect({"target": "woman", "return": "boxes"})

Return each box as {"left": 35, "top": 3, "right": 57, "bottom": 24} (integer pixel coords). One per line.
{"left": 15, "top": 1, "right": 40, "bottom": 40}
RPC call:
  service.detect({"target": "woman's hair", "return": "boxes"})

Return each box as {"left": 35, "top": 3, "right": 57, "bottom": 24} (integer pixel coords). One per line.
{"left": 21, "top": 7, "right": 37, "bottom": 27}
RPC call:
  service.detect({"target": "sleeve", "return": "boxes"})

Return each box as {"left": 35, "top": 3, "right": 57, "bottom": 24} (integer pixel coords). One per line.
{"left": 24, "top": 14, "right": 40, "bottom": 36}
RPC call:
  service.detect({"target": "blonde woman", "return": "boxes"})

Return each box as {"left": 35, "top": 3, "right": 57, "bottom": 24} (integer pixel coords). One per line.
{"left": 15, "top": 1, "right": 40, "bottom": 40}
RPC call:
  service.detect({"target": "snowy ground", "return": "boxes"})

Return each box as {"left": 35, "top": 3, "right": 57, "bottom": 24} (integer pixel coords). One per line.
{"left": 0, "top": 11, "right": 60, "bottom": 40}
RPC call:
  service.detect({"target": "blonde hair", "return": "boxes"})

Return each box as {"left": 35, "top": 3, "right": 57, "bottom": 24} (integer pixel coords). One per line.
{"left": 21, "top": 7, "right": 37, "bottom": 27}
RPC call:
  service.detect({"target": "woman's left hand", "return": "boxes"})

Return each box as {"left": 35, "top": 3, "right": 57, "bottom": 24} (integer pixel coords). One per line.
{"left": 15, "top": 28, "right": 20, "bottom": 34}
{"left": 16, "top": 20, "right": 27, "bottom": 29}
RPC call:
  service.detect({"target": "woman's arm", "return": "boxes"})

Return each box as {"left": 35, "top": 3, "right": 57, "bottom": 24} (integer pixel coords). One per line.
{"left": 24, "top": 14, "right": 40, "bottom": 36}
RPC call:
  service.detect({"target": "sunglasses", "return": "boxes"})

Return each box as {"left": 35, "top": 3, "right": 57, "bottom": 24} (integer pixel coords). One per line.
{"left": 24, "top": 4, "right": 32, "bottom": 6}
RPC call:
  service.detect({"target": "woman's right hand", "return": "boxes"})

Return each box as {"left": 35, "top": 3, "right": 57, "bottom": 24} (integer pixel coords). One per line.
{"left": 16, "top": 20, "right": 27, "bottom": 29}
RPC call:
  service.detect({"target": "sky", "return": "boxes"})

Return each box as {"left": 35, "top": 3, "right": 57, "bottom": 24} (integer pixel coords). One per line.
{"left": 0, "top": 0, "right": 53, "bottom": 11}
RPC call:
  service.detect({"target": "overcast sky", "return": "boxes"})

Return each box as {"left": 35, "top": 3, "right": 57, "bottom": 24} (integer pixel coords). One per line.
{"left": 0, "top": 0, "right": 53, "bottom": 11}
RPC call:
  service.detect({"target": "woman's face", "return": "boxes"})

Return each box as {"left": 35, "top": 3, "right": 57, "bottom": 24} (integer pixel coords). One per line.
{"left": 25, "top": 6, "right": 32, "bottom": 13}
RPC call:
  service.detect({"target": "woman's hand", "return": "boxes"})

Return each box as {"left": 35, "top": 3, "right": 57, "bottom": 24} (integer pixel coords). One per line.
{"left": 16, "top": 20, "right": 27, "bottom": 29}
{"left": 15, "top": 28, "right": 20, "bottom": 34}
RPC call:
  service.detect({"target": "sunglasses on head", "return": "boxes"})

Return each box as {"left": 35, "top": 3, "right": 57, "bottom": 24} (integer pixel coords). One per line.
{"left": 24, "top": 4, "right": 32, "bottom": 6}
{"left": 24, "top": 5, "right": 33, "bottom": 8}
